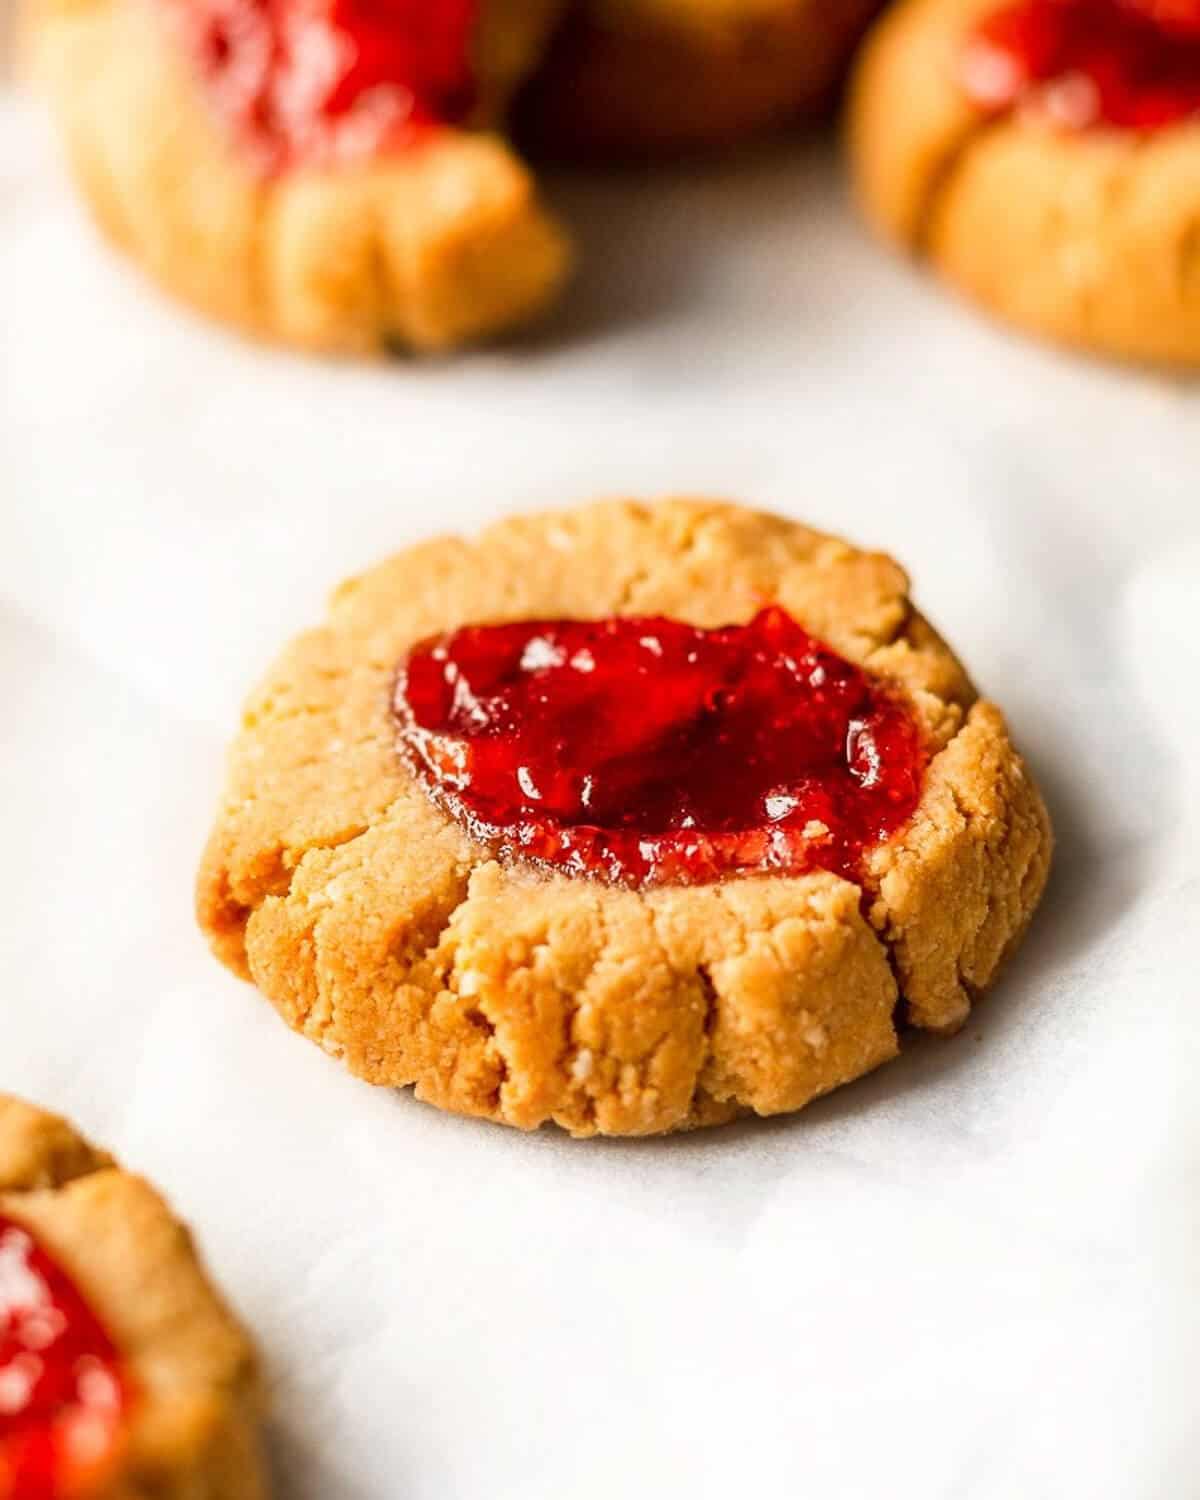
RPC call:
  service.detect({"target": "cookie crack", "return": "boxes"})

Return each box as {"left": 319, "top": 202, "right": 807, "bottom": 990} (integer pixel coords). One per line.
{"left": 311, "top": 856, "right": 476, "bottom": 1054}
{"left": 856, "top": 701, "right": 988, "bottom": 1034}
{"left": 1176, "top": 212, "right": 1200, "bottom": 305}
{"left": 0, "top": 1110, "right": 116, "bottom": 1199}
{"left": 555, "top": 894, "right": 614, "bottom": 1124}
{"left": 461, "top": 1000, "right": 511, "bottom": 1111}
{"left": 1, "top": 1160, "right": 116, "bottom": 1200}
{"left": 221, "top": 818, "right": 374, "bottom": 992}
{"left": 911, "top": 115, "right": 1003, "bottom": 261}
{"left": 696, "top": 963, "right": 719, "bottom": 1039}
{"left": 664, "top": 892, "right": 754, "bottom": 1117}
{"left": 614, "top": 561, "right": 654, "bottom": 613}
{"left": 613, "top": 508, "right": 732, "bottom": 615}
{"left": 688, "top": 961, "right": 721, "bottom": 1112}
{"left": 860, "top": 595, "right": 916, "bottom": 657}
{"left": 280, "top": 821, "right": 374, "bottom": 897}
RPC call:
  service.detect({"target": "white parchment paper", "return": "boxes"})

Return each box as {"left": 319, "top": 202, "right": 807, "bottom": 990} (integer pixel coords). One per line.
{"left": 2, "top": 91, "right": 1198, "bottom": 1500}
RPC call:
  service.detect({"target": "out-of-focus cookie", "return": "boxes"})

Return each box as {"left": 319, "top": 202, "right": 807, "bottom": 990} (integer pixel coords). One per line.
{"left": 26, "top": 0, "right": 571, "bottom": 352}
{"left": 198, "top": 498, "right": 1052, "bottom": 1138}
{"left": 0, "top": 1093, "right": 266, "bottom": 1499}
{"left": 849, "top": 0, "right": 1200, "bottom": 365}
{"left": 518, "top": 0, "right": 883, "bottom": 157}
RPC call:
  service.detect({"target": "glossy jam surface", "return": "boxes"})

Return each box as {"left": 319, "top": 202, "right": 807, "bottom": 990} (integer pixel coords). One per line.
{"left": 0, "top": 1216, "right": 126, "bottom": 1500}
{"left": 962, "top": 0, "right": 1200, "bottom": 130}
{"left": 167, "top": 0, "right": 478, "bottom": 172}
{"left": 394, "top": 607, "right": 925, "bottom": 887}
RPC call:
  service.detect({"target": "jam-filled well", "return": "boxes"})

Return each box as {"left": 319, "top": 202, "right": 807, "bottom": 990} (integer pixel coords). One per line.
{"left": 166, "top": 0, "right": 478, "bottom": 172}
{"left": 0, "top": 1215, "right": 127, "bottom": 1499}
{"left": 394, "top": 607, "right": 925, "bottom": 888}
{"left": 962, "top": 0, "right": 1200, "bottom": 130}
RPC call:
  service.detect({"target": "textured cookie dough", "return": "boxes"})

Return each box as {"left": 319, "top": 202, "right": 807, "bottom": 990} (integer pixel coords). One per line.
{"left": 518, "top": 0, "right": 883, "bottom": 157}
{"left": 198, "top": 499, "right": 1053, "bottom": 1137}
{"left": 848, "top": 0, "right": 1200, "bottom": 366}
{"left": 0, "top": 1094, "right": 267, "bottom": 1500}
{"left": 25, "top": 0, "right": 571, "bottom": 353}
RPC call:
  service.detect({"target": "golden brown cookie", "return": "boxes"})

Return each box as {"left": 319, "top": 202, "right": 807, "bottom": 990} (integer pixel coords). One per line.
{"left": 518, "top": 0, "right": 883, "bottom": 157}
{"left": 848, "top": 0, "right": 1200, "bottom": 366}
{"left": 0, "top": 1093, "right": 266, "bottom": 1499}
{"left": 25, "top": 0, "right": 571, "bottom": 353}
{"left": 197, "top": 499, "right": 1052, "bottom": 1139}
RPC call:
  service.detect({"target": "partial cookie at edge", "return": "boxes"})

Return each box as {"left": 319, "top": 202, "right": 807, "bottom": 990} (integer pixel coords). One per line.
{"left": 0, "top": 1094, "right": 268, "bottom": 1500}
{"left": 847, "top": 0, "right": 1200, "bottom": 366}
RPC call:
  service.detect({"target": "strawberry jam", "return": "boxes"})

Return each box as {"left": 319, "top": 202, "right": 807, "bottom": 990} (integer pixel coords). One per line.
{"left": 394, "top": 607, "right": 925, "bottom": 888}
{"left": 962, "top": 0, "right": 1200, "bottom": 131}
{"left": 166, "top": 0, "right": 478, "bottom": 172}
{"left": 0, "top": 1215, "right": 127, "bottom": 1499}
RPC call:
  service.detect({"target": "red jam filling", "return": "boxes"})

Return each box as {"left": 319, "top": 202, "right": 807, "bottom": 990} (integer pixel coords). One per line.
{"left": 165, "top": 0, "right": 478, "bottom": 172}
{"left": 393, "top": 607, "right": 925, "bottom": 888}
{"left": 0, "top": 1216, "right": 127, "bottom": 1500}
{"left": 962, "top": 0, "right": 1200, "bottom": 130}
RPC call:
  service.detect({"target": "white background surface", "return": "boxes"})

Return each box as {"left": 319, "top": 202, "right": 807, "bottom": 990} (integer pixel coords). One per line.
{"left": 3, "top": 88, "right": 1199, "bottom": 1499}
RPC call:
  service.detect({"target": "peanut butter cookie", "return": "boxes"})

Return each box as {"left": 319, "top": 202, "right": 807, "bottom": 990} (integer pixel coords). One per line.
{"left": 198, "top": 499, "right": 1052, "bottom": 1137}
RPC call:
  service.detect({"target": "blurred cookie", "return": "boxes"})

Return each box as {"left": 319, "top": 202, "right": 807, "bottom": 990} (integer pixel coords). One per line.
{"left": 198, "top": 499, "right": 1052, "bottom": 1138}
{"left": 519, "top": 0, "right": 883, "bottom": 157}
{"left": 849, "top": 0, "right": 1200, "bottom": 365}
{"left": 26, "top": 0, "right": 571, "bottom": 352}
{"left": 0, "top": 1093, "right": 266, "bottom": 1498}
